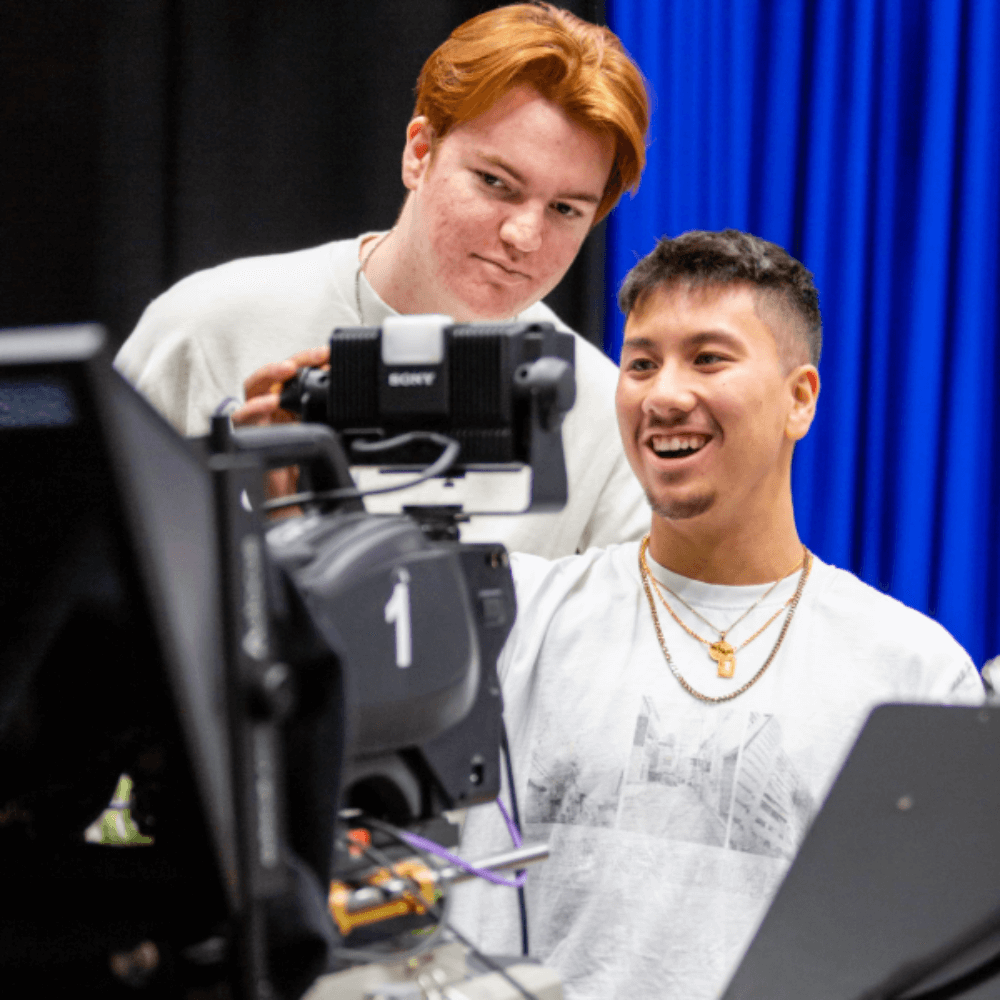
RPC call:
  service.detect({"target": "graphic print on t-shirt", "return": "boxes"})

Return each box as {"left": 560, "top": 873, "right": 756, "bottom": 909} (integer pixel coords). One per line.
{"left": 525, "top": 754, "right": 622, "bottom": 828}
{"left": 525, "top": 698, "right": 815, "bottom": 861}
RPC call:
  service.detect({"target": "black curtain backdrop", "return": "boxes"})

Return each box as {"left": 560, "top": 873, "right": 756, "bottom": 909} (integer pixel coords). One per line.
{"left": 2, "top": 0, "right": 608, "bottom": 351}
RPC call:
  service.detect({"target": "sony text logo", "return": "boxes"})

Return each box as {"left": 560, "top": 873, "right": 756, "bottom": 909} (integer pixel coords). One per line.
{"left": 387, "top": 371, "right": 437, "bottom": 387}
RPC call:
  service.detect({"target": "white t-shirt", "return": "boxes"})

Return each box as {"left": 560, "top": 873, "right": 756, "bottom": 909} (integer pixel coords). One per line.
{"left": 452, "top": 541, "right": 984, "bottom": 1000}
{"left": 113, "top": 235, "right": 649, "bottom": 558}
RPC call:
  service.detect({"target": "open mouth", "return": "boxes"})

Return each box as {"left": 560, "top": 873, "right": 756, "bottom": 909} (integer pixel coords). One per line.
{"left": 649, "top": 433, "right": 710, "bottom": 459}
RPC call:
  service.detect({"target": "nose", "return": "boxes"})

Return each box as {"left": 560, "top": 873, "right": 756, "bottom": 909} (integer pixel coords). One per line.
{"left": 499, "top": 203, "right": 544, "bottom": 254}
{"left": 643, "top": 362, "right": 698, "bottom": 421}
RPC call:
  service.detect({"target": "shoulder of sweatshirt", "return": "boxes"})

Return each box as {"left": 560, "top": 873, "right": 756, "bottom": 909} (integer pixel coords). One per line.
{"left": 115, "top": 240, "right": 354, "bottom": 376}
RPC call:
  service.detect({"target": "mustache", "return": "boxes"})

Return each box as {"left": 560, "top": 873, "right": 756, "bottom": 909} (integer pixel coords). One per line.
{"left": 643, "top": 414, "right": 715, "bottom": 433}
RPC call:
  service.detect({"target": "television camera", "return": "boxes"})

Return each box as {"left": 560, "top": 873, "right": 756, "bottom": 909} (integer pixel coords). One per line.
{"left": 0, "top": 317, "right": 574, "bottom": 999}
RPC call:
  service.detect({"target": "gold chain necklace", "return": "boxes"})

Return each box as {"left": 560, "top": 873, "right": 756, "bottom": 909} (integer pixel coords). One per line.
{"left": 641, "top": 544, "right": 805, "bottom": 678}
{"left": 638, "top": 536, "right": 813, "bottom": 702}
{"left": 649, "top": 552, "right": 798, "bottom": 638}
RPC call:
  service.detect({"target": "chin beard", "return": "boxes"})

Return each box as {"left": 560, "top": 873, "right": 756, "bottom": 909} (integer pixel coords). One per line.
{"left": 648, "top": 490, "right": 716, "bottom": 520}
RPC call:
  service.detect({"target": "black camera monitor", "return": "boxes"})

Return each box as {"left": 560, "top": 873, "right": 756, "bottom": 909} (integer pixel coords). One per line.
{"left": 0, "top": 324, "right": 233, "bottom": 977}
{"left": 722, "top": 703, "right": 1000, "bottom": 1000}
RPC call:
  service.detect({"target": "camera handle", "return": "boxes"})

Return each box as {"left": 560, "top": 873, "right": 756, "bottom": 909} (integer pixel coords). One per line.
{"left": 514, "top": 356, "right": 575, "bottom": 512}
{"left": 210, "top": 416, "right": 364, "bottom": 514}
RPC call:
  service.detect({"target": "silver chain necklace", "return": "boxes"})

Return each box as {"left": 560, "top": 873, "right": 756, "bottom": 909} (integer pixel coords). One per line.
{"left": 354, "top": 229, "right": 394, "bottom": 325}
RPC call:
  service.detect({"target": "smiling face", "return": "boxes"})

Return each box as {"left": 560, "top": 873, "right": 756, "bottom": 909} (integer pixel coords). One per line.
{"left": 616, "top": 282, "right": 819, "bottom": 541}
{"left": 394, "top": 85, "right": 614, "bottom": 320}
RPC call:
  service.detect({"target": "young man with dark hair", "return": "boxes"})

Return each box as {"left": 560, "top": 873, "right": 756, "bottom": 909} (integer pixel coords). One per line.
{"left": 114, "top": 3, "right": 651, "bottom": 559}
{"left": 453, "top": 229, "right": 983, "bottom": 1000}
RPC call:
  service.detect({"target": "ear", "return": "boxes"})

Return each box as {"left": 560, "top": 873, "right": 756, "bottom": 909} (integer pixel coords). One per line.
{"left": 785, "top": 365, "right": 820, "bottom": 442}
{"left": 402, "top": 116, "right": 434, "bottom": 191}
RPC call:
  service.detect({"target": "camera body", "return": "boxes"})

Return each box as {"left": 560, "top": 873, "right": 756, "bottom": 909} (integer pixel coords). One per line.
{"left": 278, "top": 317, "right": 576, "bottom": 516}
{"left": 281, "top": 315, "right": 574, "bottom": 464}
{"left": 265, "top": 507, "right": 515, "bottom": 827}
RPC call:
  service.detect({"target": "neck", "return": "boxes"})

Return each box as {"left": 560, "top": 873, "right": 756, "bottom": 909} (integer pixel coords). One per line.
{"left": 646, "top": 488, "right": 804, "bottom": 585}
{"left": 359, "top": 228, "right": 414, "bottom": 313}
{"left": 361, "top": 204, "right": 458, "bottom": 318}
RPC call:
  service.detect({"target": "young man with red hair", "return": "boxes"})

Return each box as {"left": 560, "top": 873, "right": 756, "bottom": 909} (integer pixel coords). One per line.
{"left": 115, "top": 3, "right": 651, "bottom": 558}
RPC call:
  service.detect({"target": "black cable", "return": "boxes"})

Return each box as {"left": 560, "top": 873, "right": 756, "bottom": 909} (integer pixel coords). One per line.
{"left": 263, "top": 431, "right": 460, "bottom": 511}
{"left": 446, "top": 921, "right": 542, "bottom": 1000}
{"left": 500, "top": 721, "right": 530, "bottom": 958}
{"left": 891, "top": 946, "right": 1000, "bottom": 1000}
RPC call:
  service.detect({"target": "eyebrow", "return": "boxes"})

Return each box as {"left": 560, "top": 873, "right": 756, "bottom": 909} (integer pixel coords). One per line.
{"left": 478, "top": 153, "right": 602, "bottom": 204}
{"left": 687, "top": 330, "right": 744, "bottom": 349}
{"left": 620, "top": 335, "right": 659, "bottom": 352}
{"left": 621, "top": 330, "right": 746, "bottom": 351}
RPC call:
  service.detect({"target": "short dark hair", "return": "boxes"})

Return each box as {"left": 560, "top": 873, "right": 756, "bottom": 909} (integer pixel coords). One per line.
{"left": 618, "top": 229, "right": 822, "bottom": 367}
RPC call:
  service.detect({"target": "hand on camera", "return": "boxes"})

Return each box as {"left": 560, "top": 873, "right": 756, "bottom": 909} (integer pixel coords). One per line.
{"left": 233, "top": 346, "right": 330, "bottom": 510}
{"left": 232, "top": 345, "right": 330, "bottom": 428}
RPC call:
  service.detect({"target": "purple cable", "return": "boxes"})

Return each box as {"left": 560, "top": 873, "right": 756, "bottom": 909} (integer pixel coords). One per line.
{"left": 213, "top": 396, "right": 240, "bottom": 417}
{"left": 394, "top": 800, "right": 527, "bottom": 888}
{"left": 495, "top": 797, "right": 523, "bottom": 847}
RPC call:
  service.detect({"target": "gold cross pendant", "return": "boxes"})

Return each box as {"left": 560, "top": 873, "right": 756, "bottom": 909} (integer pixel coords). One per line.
{"left": 709, "top": 640, "right": 736, "bottom": 678}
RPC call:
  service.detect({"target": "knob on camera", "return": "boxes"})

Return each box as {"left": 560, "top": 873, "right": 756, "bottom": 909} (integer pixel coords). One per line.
{"left": 279, "top": 367, "right": 329, "bottom": 424}
{"left": 514, "top": 356, "right": 576, "bottom": 431}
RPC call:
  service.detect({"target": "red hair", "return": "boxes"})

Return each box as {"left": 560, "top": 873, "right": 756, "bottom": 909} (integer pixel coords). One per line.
{"left": 414, "top": 3, "right": 649, "bottom": 222}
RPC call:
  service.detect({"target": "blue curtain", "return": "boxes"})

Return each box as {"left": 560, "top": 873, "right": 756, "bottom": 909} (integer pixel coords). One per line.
{"left": 606, "top": 0, "right": 1000, "bottom": 668}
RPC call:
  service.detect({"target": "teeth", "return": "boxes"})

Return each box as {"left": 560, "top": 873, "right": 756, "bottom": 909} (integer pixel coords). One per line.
{"left": 650, "top": 434, "right": 707, "bottom": 455}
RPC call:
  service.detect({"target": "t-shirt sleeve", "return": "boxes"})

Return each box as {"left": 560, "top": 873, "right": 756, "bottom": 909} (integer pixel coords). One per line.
{"left": 899, "top": 613, "right": 986, "bottom": 706}
{"left": 113, "top": 243, "right": 347, "bottom": 437}
{"left": 813, "top": 564, "right": 988, "bottom": 710}
{"left": 495, "top": 552, "right": 553, "bottom": 685}
{"left": 936, "top": 656, "right": 987, "bottom": 705}
{"left": 496, "top": 550, "right": 605, "bottom": 692}
{"left": 115, "top": 298, "right": 230, "bottom": 436}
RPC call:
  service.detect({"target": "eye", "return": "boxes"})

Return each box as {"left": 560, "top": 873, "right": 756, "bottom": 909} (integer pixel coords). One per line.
{"left": 694, "top": 351, "right": 727, "bottom": 366}
{"left": 551, "top": 201, "right": 582, "bottom": 219}
{"left": 626, "top": 357, "right": 656, "bottom": 373}
{"left": 477, "top": 171, "right": 512, "bottom": 194}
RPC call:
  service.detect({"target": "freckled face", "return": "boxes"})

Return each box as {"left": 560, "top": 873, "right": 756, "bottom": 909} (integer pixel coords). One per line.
{"left": 615, "top": 284, "right": 810, "bottom": 526}
{"left": 403, "top": 85, "right": 614, "bottom": 321}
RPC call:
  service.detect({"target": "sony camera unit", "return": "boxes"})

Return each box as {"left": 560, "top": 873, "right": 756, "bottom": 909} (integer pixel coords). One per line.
{"left": 276, "top": 315, "right": 575, "bottom": 517}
